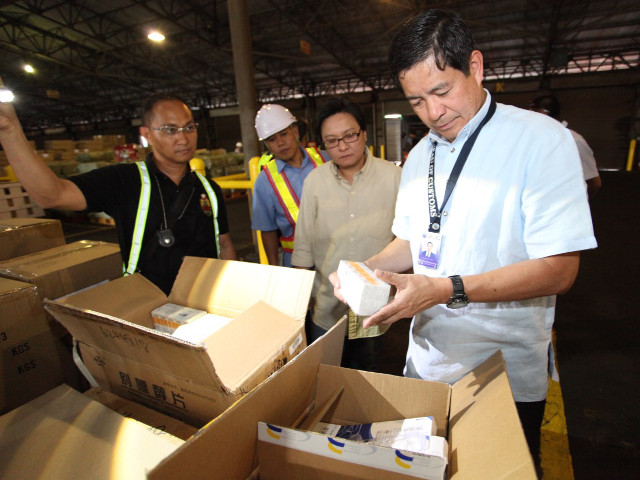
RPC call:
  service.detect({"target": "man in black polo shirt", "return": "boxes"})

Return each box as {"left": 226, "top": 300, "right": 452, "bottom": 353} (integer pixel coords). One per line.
{"left": 0, "top": 92, "right": 236, "bottom": 293}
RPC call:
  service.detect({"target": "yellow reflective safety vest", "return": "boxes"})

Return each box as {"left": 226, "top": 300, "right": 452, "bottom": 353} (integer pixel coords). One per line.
{"left": 261, "top": 147, "right": 324, "bottom": 252}
{"left": 124, "top": 161, "right": 220, "bottom": 275}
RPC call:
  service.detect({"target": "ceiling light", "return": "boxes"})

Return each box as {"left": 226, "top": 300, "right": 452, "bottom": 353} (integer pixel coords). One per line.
{"left": 0, "top": 89, "right": 14, "bottom": 103}
{"left": 24, "top": 64, "right": 35, "bottom": 73}
{"left": 384, "top": 114, "right": 402, "bottom": 119}
{"left": 148, "top": 31, "right": 165, "bottom": 42}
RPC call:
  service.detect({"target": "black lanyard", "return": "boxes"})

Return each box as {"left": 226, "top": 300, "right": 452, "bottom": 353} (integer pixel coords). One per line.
{"left": 427, "top": 99, "right": 497, "bottom": 233}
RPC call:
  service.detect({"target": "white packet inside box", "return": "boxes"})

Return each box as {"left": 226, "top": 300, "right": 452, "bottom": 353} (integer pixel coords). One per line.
{"left": 312, "top": 416, "right": 442, "bottom": 457}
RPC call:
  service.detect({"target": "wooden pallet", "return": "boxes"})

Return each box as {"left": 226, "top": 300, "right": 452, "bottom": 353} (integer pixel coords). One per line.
{"left": 0, "top": 182, "right": 45, "bottom": 219}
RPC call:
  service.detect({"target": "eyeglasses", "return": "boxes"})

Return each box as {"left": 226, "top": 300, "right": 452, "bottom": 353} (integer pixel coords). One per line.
{"left": 150, "top": 123, "right": 199, "bottom": 136}
{"left": 323, "top": 130, "right": 361, "bottom": 149}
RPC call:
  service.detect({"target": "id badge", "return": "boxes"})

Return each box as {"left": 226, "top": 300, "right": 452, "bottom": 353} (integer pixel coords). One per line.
{"left": 417, "top": 232, "right": 442, "bottom": 269}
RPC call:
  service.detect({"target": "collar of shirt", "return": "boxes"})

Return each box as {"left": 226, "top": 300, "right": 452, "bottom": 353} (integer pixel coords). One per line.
{"left": 145, "top": 152, "right": 195, "bottom": 187}
{"left": 329, "top": 147, "right": 371, "bottom": 182}
{"left": 274, "top": 146, "right": 311, "bottom": 173}
{"left": 428, "top": 89, "right": 492, "bottom": 148}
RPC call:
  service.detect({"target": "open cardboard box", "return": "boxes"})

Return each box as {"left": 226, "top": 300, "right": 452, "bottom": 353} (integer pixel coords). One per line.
{"left": 44, "top": 257, "right": 316, "bottom": 426}
{"left": 149, "top": 345, "right": 536, "bottom": 479}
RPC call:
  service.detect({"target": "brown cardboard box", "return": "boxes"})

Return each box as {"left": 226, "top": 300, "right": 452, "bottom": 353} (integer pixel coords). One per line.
{"left": 0, "top": 240, "right": 122, "bottom": 307}
{"left": 44, "top": 257, "right": 316, "bottom": 426}
{"left": 149, "top": 345, "right": 536, "bottom": 479}
{"left": 0, "top": 240, "right": 122, "bottom": 390}
{"left": 0, "top": 278, "right": 64, "bottom": 415}
{"left": 0, "top": 218, "right": 65, "bottom": 261}
{"left": 0, "top": 384, "right": 184, "bottom": 479}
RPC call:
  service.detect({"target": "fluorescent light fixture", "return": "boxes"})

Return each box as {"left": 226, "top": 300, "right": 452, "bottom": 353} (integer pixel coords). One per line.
{"left": 139, "top": 135, "right": 149, "bottom": 147}
{"left": 148, "top": 31, "right": 165, "bottom": 42}
{"left": 0, "top": 89, "right": 14, "bottom": 103}
{"left": 24, "top": 64, "right": 35, "bottom": 73}
{"left": 384, "top": 114, "right": 402, "bottom": 119}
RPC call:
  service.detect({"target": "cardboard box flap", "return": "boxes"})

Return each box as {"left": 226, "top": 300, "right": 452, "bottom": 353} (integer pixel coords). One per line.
{"left": 203, "top": 300, "right": 302, "bottom": 392}
{"left": 315, "top": 365, "right": 450, "bottom": 436}
{"left": 44, "top": 301, "right": 225, "bottom": 388}
{"left": 170, "top": 257, "right": 315, "bottom": 321}
{"left": 449, "top": 351, "right": 536, "bottom": 479}
{"left": 148, "top": 317, "right": 347, "bottom": 480}
{"left": 55, "top": 273, "right": 165, "bottom": 328}
{"left": 0, "top": 385, "right": 183, "bottom": 479}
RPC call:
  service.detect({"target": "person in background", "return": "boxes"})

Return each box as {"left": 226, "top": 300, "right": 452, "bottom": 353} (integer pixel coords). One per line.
{"left": 292, "top": 97, "right": 401, "bottom": 370}
{"left": 330, "top": 9, "right": 596, "bottom": 475}
{"left": 0, "top": 92, "right": 236, "bottom": 294}
{"left": 252, "top": 104, "right": 328, "bottom": 267}
{"left": 529, "top": 94, "right": 602, "bottom": 198}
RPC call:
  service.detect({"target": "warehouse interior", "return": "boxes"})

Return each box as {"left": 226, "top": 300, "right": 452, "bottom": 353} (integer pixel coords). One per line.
{"left": 1, "top": 1, "right": 639, "bottom": 479}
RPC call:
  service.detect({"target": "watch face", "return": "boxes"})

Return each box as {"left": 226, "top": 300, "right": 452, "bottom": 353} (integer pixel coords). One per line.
{"left": 447, "top": 300, "right": 468, "bottom": 309}
{"left": 447, "top": 296, "right": 469, "bottom": 309}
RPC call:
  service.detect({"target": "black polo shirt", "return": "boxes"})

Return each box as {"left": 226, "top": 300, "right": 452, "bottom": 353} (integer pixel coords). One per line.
{"left": 69, "top": 155, "right": 230, "bottom": 294}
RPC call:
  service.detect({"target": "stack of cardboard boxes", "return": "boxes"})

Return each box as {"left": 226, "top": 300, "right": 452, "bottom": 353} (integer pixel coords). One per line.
{"left": 0, "top": 219, "right": 122, "bottom": 415}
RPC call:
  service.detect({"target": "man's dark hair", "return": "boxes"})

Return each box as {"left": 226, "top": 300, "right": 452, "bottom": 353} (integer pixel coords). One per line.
{"left": 140, "top": 93, "right": 190, "bottom": 126}
{"left": 315, "top": 96, "right": 366, "bottom": 139}
{"left": 529, "top": 94, "right": 560, "bottom": 119}
{"left": 388, "top": 9, "right": 476, "bottom": 88}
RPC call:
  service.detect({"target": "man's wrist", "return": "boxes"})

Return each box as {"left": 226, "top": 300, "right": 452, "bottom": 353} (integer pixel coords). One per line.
{"left": 446, "top": 275, "right": 469, "bottom": 309}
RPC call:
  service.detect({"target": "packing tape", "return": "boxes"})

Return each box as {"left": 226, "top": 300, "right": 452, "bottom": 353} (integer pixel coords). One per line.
{"left": 72, "top": 338, "right": 99, "bottom": 388}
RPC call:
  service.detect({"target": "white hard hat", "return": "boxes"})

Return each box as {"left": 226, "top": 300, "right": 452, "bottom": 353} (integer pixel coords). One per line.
{"left": 235, "top": 141, "right": 243, "bottom": 147}
{"left": 255, "top": 104, "right": 297, "bottom": 140}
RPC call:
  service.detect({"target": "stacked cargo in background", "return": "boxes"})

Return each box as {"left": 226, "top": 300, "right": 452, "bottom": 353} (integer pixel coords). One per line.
{"left": 0, "top": 182, "right": 45, "bottom": 219}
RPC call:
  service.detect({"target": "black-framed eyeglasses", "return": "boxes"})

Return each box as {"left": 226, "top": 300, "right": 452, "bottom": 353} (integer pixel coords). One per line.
{"left": 151, "top": 123, "right": 199, "bottom": 136}
{"left": 323, "top": 130, "right": 361, "bottom": 149}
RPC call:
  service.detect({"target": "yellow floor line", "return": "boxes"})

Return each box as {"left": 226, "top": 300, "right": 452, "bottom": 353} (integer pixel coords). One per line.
{"left": 540, "top": 371, "right": 574, "bottom": 478}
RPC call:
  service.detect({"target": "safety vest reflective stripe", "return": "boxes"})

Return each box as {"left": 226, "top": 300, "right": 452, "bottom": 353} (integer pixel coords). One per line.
{"left": 125, "top": 162, "right": 220, "bottom": 276}
{"left": 306, "top": 147, "right": 325, "bottom": 168}
{"left": 264, "top": 161, "right": 299, "bottom": 228}
{"left": 258, "top": 152, "right": 273, "bottom": 169}
{"left": 124, "top": 162, "right": 152, "bottom": 275}
{"left": 262, "top": 148, "right": 325, "bottom": 250}
{"left": 194, "top": 170, "right": 220, "bottom": 256}
{"left": 280, "top": 236, "right": 294, "bottom": 253}
{"left": 259, "top": 147, "right": 324, "bottom": 169}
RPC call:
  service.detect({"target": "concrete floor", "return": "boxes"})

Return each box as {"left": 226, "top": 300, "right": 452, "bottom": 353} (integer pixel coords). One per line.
{"left": 58, "top": 170, "right": 640, "bottom": 479}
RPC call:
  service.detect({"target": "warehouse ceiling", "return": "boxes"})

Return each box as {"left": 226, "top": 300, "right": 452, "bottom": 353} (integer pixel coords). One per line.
{"left": 0, "top": 0, "right": 639, "bottom": 131}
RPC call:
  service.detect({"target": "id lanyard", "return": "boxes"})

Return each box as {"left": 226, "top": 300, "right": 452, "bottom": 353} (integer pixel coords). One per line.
{"left": 427, "top": 99, "right": 497, "bottom": 233}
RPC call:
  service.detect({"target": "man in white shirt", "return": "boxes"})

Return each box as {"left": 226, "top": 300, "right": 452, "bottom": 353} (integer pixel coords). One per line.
{"left": 330, "top": 9, "right": 596, "bottom": 474}
{"left": 529, "top": 94, "right": 602, "bottom": 198}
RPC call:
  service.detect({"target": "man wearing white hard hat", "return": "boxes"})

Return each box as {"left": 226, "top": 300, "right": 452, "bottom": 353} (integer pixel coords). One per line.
{"left": 252, "top": 104, "right": 328, "bottom": 267}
